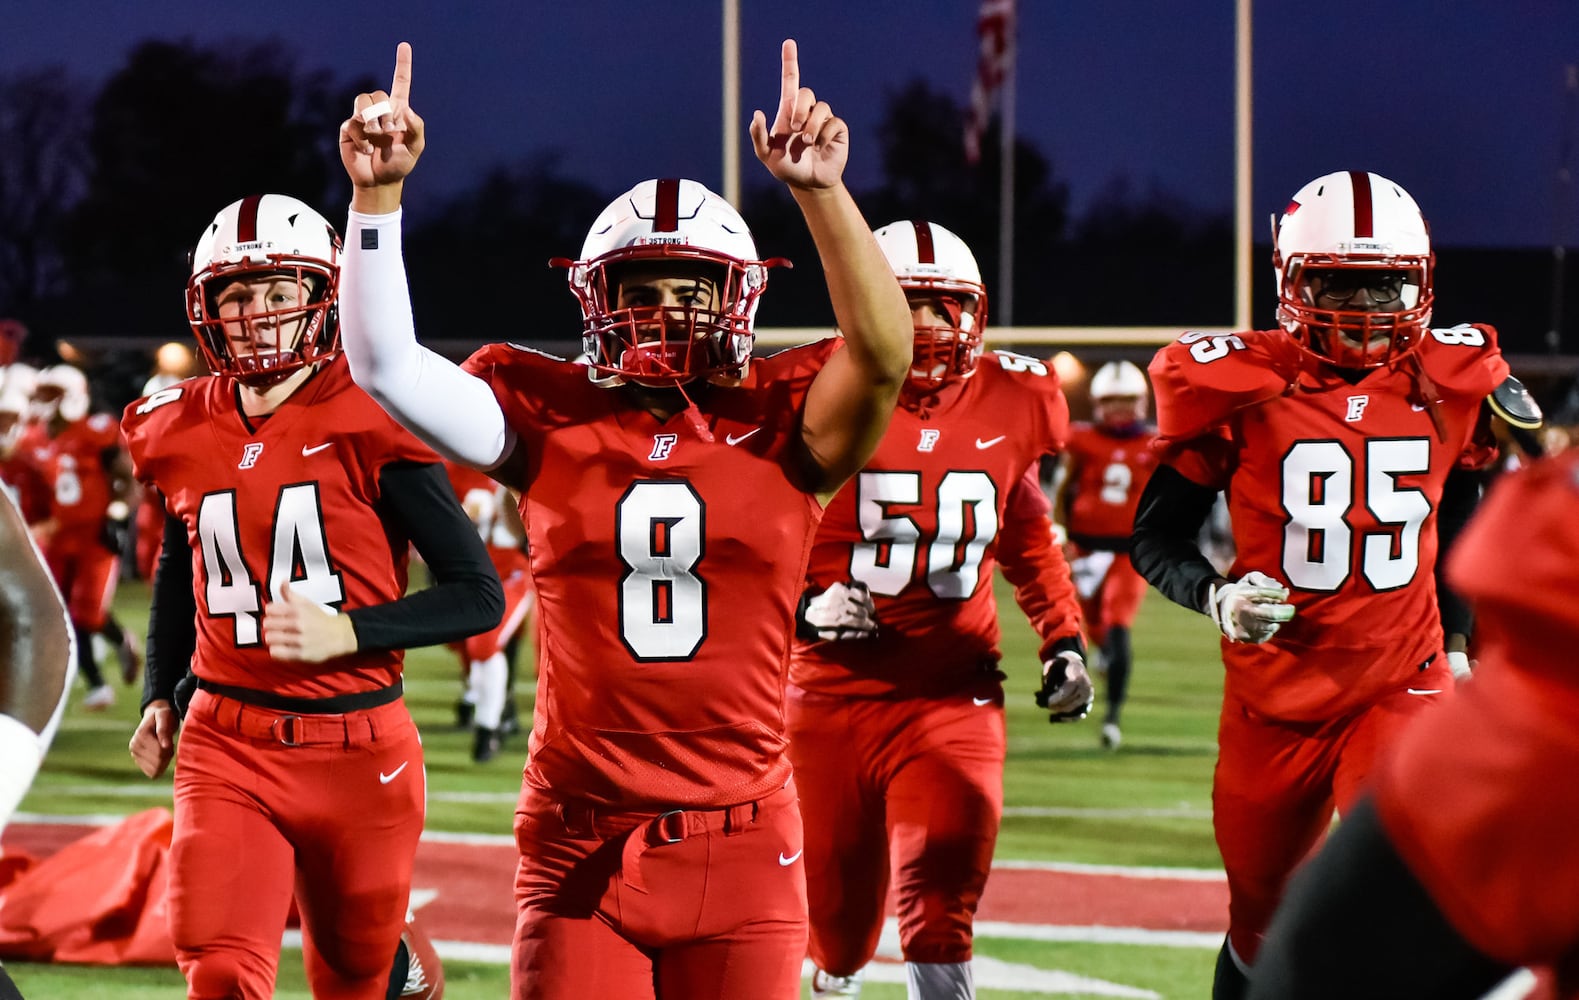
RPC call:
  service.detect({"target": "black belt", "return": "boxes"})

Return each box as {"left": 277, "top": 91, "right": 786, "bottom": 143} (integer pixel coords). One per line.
{"left": 195, "top": 677, "right": 403, "bottom": 714}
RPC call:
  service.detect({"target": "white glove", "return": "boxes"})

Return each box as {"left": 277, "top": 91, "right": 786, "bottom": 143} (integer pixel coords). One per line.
{"left": 1207, "top": 571, "right": 1296, "bottom": 644}
{"left": 795, "top": 581, "right": 878, "bottom": 642}
{"left": 1036, "top": 650, "right": 1093, "bottom": 722}
{"left": 1447, "top": 650, "right": 1473, "bottom": 682}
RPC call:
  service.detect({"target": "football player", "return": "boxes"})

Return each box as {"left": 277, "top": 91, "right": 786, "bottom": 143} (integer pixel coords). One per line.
{"left": 122, "top": 192, "right": 502, "bottom": 1000}
{"left": 1248, "top": 450, "right": 1579, "bottom": 998}
{"left": 1053, "top": 359, "right": 1160, "bottom": 750}
{"left": 19, "top": 364, "right": 142, "bottom": 708}
{"left": 337, "top": 40, "right": 911, "bottom": 1000}
{"left": 787, "top": 220, "right": 1087, "bottom": 1000}
{"left": 444, "top": 461, "right": 533, "bottom": 763}
{"left": 1131, "top": 170, "right": 1521, "bottom": 999}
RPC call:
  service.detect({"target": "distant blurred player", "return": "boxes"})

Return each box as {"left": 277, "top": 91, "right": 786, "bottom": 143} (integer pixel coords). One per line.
{"left": 1054, "top": 360, "right": 1159, "bottom": 749}
{"left": 445, "top": 461, "right": 534, "bottom": 763}
{"left": 18, "top": 364, "right": 141, "bottom": 708}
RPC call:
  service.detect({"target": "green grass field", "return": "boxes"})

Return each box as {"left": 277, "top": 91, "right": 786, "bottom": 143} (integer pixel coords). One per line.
{"left": 5, "top": 578, "right": 1230, "bottom": 998}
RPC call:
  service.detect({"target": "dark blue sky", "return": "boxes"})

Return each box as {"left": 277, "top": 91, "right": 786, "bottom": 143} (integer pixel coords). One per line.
{"left": 5, "top": 1, "right": 1577, "bottom": 247}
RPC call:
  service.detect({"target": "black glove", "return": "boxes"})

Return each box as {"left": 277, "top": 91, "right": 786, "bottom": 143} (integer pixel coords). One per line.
{"left": 101, "top": 500, "right": 132, "bottom": 554}
{"left": 794, "top": 580, "right": 879, "bottom": 642}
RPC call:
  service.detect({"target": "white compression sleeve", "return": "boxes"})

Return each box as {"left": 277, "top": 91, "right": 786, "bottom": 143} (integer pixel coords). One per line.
{"left": 340, "top": 208, "right": 517, "bottom": 470}
{"left": 0, "top": 714, "right": 45, "bottom": 836}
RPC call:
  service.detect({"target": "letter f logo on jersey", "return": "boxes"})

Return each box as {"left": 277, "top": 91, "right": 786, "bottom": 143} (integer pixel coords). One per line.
{"left": 649, "top": 434, "right": 678, "bottom": 461}
{"left": 238, "top": 442, "right": 264, "bottom": 469}
{"left": 917, "top": 429, "right": 941, "bottom": 452}
{"left": 1345, "top": 395, "right": 1370, "bottom": 422}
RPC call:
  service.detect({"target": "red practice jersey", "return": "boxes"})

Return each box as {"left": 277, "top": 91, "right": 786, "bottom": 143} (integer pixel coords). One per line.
{"left": 1150, "top": 325, "right": 1508, "bottom": 722}
{"left": 463, "top": 339, "right": 840, "bottom": 810}
{"left": 792, "top": 351, "right": 1080, "bottom": 698}
{"left": 20, "top": 414, "right": 121, "bottom": 540}
{"left": 1062, "top": 421, "right": 1160, "bottom": 544}
{"left": 121, "top": 357, "right": 439, "bottom": 698}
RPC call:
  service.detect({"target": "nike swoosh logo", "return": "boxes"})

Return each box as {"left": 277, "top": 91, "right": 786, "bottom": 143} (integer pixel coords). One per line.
{"left": 302, "top": 443, "right": 333, "bottom": 457}
{"left": 1410, "top": 404, "right": 1427, "bottom": 412}
{"left": 975, "top": 435, "right": 1007, "bottom": 449}
{"left": 972, "top": 696, "right": 994, "bottom": 706}
{"left": 725, "top": 428, "right": 762, "bottom": 446}
{"left": 379, "top": 761, "right": 410, "bottom": 784}
{"left": 1406, "top": 688, "right": 1442, "bottom": 696}
{"left": 778, "top": 849, "right": 803, "bottom": 866}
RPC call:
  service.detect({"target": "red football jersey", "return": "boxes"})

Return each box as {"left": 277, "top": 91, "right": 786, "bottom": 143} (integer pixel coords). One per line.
{"left": 120, "top": 357, "right": 440, "bottom": 698}
{"left": 20, "top": 414, "right": 122, "bottom": 540}
{"left": 1062, "top": 421, "right": 1160, "bottom": 542}
{"left": 1448, "top": 450, "right": 1579, "bottom": 683}
{"left": 791, "top": 351, "right": 1076, "bottom": 698}
{"left": 462, "top": 339, "right": 840, "bottom": 809}
{"left": 1150, "top": 325, "right": 1509, "bottom": 721}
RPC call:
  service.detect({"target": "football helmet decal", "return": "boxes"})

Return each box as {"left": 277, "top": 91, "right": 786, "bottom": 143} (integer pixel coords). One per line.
{"left": 558, "top": 178, "right": 781, "bottom": 388}
{"left": 1272, "top": 170, "right": 1433, "bottom": 369}
{"left": 873, "top": 220, "right": 988, "bottom": 389}
{"left": 31, "top": 364, "right": 90, "bottom": 423}
{"left": 1089, "top": 360, "right": 1148, "bottom": 426}
{"left": 187, "top": 194, "right": 342, "bottom": 386}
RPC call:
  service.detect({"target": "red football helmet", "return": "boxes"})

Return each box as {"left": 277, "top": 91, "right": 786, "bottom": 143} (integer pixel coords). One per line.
{"left": 872, "top": 220, "right": 988, "bottom": 389}
{"left": 559, "top": 178, "right": 781, "bottom": 388}
{"left": 187, "top": 194, "right": 342, "bottom": 386}
{"left": 1272, "top": 170, "right": 1433, "bottom": 369}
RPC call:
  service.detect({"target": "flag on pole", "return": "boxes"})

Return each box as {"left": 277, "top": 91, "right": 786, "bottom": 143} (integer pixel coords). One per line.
{"left": 964, "top": 0, "right": 1015, "bottom": 164}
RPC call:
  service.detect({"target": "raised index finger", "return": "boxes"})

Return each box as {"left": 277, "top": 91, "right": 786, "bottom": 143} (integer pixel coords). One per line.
{"left": 390, "top": 41, "right": 413, "bottom": 103}
{"left": 774, "top": 38, "right": 799, "bottom": 129}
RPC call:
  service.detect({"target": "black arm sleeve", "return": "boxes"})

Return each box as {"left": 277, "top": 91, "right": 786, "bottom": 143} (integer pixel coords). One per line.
{"left": 1435, "top": 466, "right": 1485, "bottom": 640}
{"left": 142, "top": 509, "right": 197, "bottom": 712}
{"left": 1130, "top": 464, "right": 1225, "bottom": 615}
{"left": 345, "top": 461, "right": 505, "bottom": 651}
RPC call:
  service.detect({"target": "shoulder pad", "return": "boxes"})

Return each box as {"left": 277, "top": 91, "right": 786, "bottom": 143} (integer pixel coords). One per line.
{"left": 1148, "top": 330, "right": 1302, "bottom": 441}
{"left": 1488, "top": 375, "right": 1542, "bottom": 430}
{"left": 1413, "top": 324, "right": 1509, "bottom": 400}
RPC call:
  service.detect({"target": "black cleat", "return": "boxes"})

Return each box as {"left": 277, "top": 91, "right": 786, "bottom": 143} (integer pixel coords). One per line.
{"left": 472, "top": 727, "right": 501, "bottom": 763}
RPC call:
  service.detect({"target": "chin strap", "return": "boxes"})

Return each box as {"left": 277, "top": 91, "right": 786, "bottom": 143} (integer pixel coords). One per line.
{"left": 673, "top": 380, "right": 715, "bottom": 443}
{"left": 1401, "top": 353, "right": 1449, "bottom": 444}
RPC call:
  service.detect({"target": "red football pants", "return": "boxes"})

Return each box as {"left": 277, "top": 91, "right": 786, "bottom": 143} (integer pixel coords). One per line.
{"left": 42, "top": 533, "right": 118, "bottom": 630}
{"left": 786, "top": 681, "right": 1005, "bottom": 971}
{"left": 1076, "top": 551, "right": 1147, "bottom": 646}
{"left": 511, "top": 780, "right": 807, "bottom": 1000}
{"left": 168, "top": 689, "right": 425, "bottom": 1000}
{"left": 1213, "top": 657, "right": 1451, "bottom": 965}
